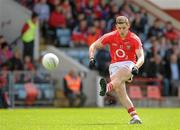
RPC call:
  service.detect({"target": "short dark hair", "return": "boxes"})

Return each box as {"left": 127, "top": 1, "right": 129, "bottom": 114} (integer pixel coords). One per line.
{"left": 31, "top": 12, "right": 38, "bottom": 19}
{"left": 1, "top": 42, "right": 8, "bottom": 49}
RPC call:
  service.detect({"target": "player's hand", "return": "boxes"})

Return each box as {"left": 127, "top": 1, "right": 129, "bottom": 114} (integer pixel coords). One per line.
{"left": 89, "top": 58, "right": 96, "bottom": 69}
{"left": 131, "top": 66, "right": 139, "bottom": 75}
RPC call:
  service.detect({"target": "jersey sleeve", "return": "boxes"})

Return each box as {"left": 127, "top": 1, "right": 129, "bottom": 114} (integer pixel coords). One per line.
{"left": 101, "top": 33, "right": 111, "bottom": 46}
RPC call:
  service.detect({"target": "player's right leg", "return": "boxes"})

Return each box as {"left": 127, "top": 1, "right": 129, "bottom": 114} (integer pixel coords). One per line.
{"left": 108, "top": 66, "right": 142, "bottom": 124}
{"left": 113, "top": 82, "right": 142, "bottom": 124}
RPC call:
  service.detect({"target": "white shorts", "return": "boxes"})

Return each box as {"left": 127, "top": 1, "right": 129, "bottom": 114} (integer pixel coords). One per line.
{"left": 109, "top": 61, "right": 135, "bottom": 77}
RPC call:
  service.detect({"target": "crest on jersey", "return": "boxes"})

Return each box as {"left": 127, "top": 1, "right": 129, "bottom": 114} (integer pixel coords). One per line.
{"left": 126, "top": 45, "right": 131, "bottom": 50}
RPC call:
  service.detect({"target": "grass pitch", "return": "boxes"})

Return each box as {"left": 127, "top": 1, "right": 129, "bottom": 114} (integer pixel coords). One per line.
{"left": 0, "top": 108, "right": 180, "bottom": 130}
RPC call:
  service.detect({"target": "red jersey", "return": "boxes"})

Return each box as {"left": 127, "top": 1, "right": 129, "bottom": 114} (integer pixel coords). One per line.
{"left": 101, "top": 30, "right": 142, "bottom": 64}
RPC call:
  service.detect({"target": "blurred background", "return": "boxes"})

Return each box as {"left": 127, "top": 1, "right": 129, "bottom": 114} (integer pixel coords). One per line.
{"left": 0, "top": 0, "right": 180, "bottom": 108}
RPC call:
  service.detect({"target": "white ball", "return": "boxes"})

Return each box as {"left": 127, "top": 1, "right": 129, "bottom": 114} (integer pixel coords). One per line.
{"left": 42, "top": 53, "right": 59, "bottom": 70}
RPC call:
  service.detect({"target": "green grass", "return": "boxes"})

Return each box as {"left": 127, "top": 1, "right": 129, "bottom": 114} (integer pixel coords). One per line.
{"left": 0, "top": 108, "right": 180, "bottom": 130}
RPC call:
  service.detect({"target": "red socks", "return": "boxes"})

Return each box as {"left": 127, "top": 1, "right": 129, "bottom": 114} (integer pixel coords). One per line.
{"left": 128, "top": 107, "right": 139, "bottom": 119}
{"left": 106, "top": 82, "right": 113, "bottom": 92}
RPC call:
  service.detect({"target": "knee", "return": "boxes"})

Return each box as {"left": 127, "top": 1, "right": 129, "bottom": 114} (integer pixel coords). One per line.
{"left": 112, "top": 80, "right": 122, "bottom": 90}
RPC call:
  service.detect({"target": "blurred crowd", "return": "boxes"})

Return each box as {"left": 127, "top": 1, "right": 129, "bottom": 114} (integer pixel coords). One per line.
{"left": 0, "top": 34, "right": 51, "bottom": 85}
{"left": 11, "top": 0, "right": 180, "bottom": 97}
{"left": 0, "top": 34, "right": 51, "bottom": 108}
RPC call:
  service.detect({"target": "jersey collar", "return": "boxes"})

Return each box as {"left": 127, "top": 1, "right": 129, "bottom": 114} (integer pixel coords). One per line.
{"left": 116, "top": 30, "right": 131, "bottom": 41}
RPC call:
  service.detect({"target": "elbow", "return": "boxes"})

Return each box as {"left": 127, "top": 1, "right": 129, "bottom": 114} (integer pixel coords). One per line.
{"left": 141, "top": 56, "right": 145, "bottom": 66}
{"left": 89, "top": 43, "right": 95, "bottom": 51}
{"left": 138, "top": 55, "right": 145, "bottom": 65}
{"left": 89, "top": 44, "right": 93, "bottom": 52}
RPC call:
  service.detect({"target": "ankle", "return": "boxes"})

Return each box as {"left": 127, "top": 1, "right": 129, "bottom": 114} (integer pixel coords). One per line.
{"left": 132, "top": 115, "right": 140, "bottom": 120}
{"left": 128, "top": 107, "right": 139, "bottom": 119}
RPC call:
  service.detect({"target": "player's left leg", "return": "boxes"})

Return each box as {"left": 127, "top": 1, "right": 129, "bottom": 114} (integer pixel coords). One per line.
{"left": 99, "top": 64, "right": 127, "bottom": 96}
{"left": 99, "top": 78, "right": 107, "bottom": 96}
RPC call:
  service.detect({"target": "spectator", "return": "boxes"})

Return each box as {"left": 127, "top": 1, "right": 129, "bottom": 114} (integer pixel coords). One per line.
{"left": 24, "top": 55, "right": 35, "bottom": 71}
{"left": 20, "top": 56, "right": 35, "bottom": 83}
{"left": 164, "top": 21, "right": 179, "bottom": 42}
{"left": 109, "top": 3, "right": 119, "bottom": 19}
{"left": 144, "top": 54, "right": 170, "bottom": 96}
{"left": 84, "top": 0, "right": 95, "bottom": 17}
{"left": 0, "top": 71, "right": 9, "bottom": 108}
{"left": 147, "top": 19, "right": 164, "bottom": 38}
{"left": 99, "top": 19, "right": 107, "bottom": 34}
{"left": 131, "top": 13, "right": 144, "bottom": 34}
{"left": 72, "top": 0, "right": 85, "bottom": 15}
{"left": 0, "top": 35, "right": 6, "bottom": 47}
{"left": 87, "top": 25, "right": 100, "bottom": 46}
{"left": 48, "top": 6, "right": 66, "bottom": 29}
{"left": 47, "top": 0, "right": 61, "bottom": 12}
{"left": 166, "top": 54, "right": 180, "bottom": 96}
{"left": 139, "top": 8, "right": 148, "bottom": 29}
{"left": 60, "top": 0, "right": 72, "bottom": 20}
{"left": 131, "top": 12, "right": 147, "bottom": 41}
{"left": 0, "top": 42, "right": 13, "bottom": 66}
{"left": 131, "top": 12, "right": 144, "bottom": 34}
{"left": 63, "top": 69, "right": 86, "bottom": 107}
{"left": 21, "top": 12, "right": 38, "bottom": 61}
{"left": 158, "top": 36, "right": 169, "bottom": 57}
{"left": 93, "top": 19, "right": 102, "bottom": 34}
{"left": 145, "top": 38, "right": 160, "bottom": 61}
{"left": 97, "top": 0, "right": 110, "bottom": 20}
{"left": 106, "top": 14, "right": 118, "bottom": 32}
{"left": 7, "top": 50, "right": 23, "bottom": 71}
{"left": 48, "top": 5, "right": 66, "bottom": 43}
{"left": 120, "top": 1, "right": 135, "bottom": 22}
{"left": 72, "top": 20, "right": 88, "bottom": 46}
{"left": 74, "top": 13, "right": 86, "bottom": 28}
{"left": 33, "top": 0, "right": 50, "bottom": 24}
{"left": 33, "top": 0, "right": 50, "bottom": 37}
{"left": 165, "top": 41, "right": 180, "bottom": 63}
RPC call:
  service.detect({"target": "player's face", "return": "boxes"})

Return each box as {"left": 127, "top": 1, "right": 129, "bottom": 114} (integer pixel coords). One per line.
{"left": 116, "top": 23, "right": 129, "bottom": 37}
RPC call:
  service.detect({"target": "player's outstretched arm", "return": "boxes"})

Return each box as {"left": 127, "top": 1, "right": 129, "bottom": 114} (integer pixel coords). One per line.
{"left": 89, "top": 37, "right": 104, "bottom": 69}
{"left": 131, "top": 46, "right": 144, "bottom": 75}
{"left": 89, "top": 37, "right": 104, "bottom": 59}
